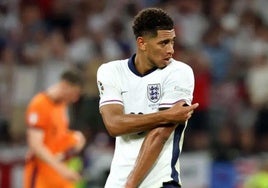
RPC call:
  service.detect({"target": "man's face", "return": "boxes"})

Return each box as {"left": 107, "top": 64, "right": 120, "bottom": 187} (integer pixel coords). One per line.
{"left": 144, "top": 29, "right": 176, "bottom": 69}
{"left": 63, "top": 84, "right": 81, "bottom": 103}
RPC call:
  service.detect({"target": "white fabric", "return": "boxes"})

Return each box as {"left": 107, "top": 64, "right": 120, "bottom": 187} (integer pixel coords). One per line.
{"left": 97, "top": 55, "right": 194, "bottom": 187}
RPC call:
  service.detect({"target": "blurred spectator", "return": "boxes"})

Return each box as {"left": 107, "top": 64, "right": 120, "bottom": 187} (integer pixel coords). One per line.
{"left": 232, "top": 9, "right": 265, "bottom": 59}
{"left": 17, "top": 2, "right": 47, "bottom": 65}
{"left": 108, "top": 18, "right": 132, "bottom": 59}
{"left": 172, "top": 0, "right": 208, "bottom": 48}
{"left": 42, "top": 0, "right": 73, "bottom": 39}
{"left": 0, "top": 0, "right": 19, "bottom": 38}
{"left": 246, "top": 55, "right": 268, "bottom": 109}
{"left": 203, "top": 0, "right": 233, "bottom": 23}
{"left": 67, "top": 18, "right": 95, "bottom": 66}
{"left": 247, "top": 55, "right": 268, "bottom": 152}
{"left": 184, "top": 50, "right": 212, "bottom": 151}
{"left": 211, "top": 124, "right": 239, "bottom": 162}
{"left": 201, "top": 22, "right": 233, "bottom": 84}
{"left": 0, "top": 47, "right": 15, "bottom": 119}
{"left": 252, "top": 0, "right": 268, "bottom": 25}
{"left": 84, "top": 132, "right": 114, "bottom": 187}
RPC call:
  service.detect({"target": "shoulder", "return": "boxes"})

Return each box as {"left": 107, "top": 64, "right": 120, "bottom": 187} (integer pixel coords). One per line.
{"left": 26, "top": 93, "right": 52, "bottom": 127}
{"left": 169, "top": 59, "right": 193, "bottom": 72}
{"left": 27, "top": 93, "right": 49, "bottom": 111}
{"left": 163, "top": 59, "right": 195, "bottom": 86}
{"left": 97, "top": 59, "right": 128, "bottom": 73}
{"left": 165, "top": 59, "right": 193, "bottom": 77}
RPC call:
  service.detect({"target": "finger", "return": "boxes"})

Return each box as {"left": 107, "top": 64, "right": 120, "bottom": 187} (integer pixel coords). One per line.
{"left": 186, "top": 103, "right": 199, "bottom": 111}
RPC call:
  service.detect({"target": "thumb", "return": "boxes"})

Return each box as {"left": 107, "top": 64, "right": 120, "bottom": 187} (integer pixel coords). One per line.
{"left": 187, "top": 103, "right": 199, "bottom": 111}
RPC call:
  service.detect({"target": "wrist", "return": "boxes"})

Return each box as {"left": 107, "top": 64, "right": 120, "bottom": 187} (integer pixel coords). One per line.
{"left": 53, "top": 160, "right": 67, "bottom": 173}
{"left": 125, "top": 174, "right": 139, "bottom": 188}
{"left": 157, "top": 110, "right": 170, "bottom": 124}
{"left": 125, "top": 181, "right": 136, "bottom": 188}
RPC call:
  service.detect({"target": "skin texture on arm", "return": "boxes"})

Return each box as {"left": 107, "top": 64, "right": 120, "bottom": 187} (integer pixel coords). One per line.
{"left": 124, "top": 104, "right": 193, "bottom": 187}
{"left": 100, "top": 100, "right": 198, "bottom": 137}
{"left": 125, "top": 125, "right": 177, "bottom": 188}
{"left": 27, "top": 128, "right": 81, "bottom": 182}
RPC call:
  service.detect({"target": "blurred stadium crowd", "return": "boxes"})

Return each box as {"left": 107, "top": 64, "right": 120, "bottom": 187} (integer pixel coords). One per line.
{"left": 0, "top": 0, "right": 268, "bottom": 187}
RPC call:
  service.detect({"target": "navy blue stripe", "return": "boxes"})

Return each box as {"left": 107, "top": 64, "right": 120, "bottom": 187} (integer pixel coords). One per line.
{"left": 170, "top": 124, "right": 185, "bottom": 182}
{"left": 30, "top": 165, "right": 38, "bottom": 188}
{"left": 159, "top": 99, "right": 187, "bottom": 106}
{"left": 100, "top": 99, "right": 123, "bottom": 105}
{"left": 128, "top": 54, "right": 157, "bottom": 77}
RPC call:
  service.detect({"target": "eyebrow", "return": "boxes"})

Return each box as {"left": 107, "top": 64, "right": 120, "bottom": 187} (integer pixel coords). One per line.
{"left": 158, "top": 37, "right": 176, "bottom": 43}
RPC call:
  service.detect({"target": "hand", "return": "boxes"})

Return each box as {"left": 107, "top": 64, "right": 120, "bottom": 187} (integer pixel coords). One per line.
{"left": 164, "top": 101, "right": 199, "bottom": 124}
{"left": 73, "top": 131, "right": 86, "bottom": 152}
{"left": 56, "top": 162, "right": 82, "bottom": 182}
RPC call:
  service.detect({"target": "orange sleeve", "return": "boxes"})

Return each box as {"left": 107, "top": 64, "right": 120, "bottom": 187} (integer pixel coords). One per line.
{"left": 26, "top": 95, "right": 49, "bottom": 130}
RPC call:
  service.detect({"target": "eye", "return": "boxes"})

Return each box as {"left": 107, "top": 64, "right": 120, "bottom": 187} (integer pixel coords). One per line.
{"left": 159, "top": 39, "right": 175, "bottom": 47}
{"left": 159, "top": 40, "right": 169, "bottom": 46}
{"left": 163, "top": 40, "right": 169, "bottom": 45}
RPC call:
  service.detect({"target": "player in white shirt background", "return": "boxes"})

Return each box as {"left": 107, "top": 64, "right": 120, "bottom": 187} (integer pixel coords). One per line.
{"left": 97, "top": 7, "right": 199, "bottom": 188}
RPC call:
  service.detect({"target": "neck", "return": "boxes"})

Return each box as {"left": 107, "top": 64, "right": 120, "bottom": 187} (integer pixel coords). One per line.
{"left": 45, "top": 84, "right": 63, "bottom": 103}
{"left": 135, "top": 53, "right": 154, "bottom": 75}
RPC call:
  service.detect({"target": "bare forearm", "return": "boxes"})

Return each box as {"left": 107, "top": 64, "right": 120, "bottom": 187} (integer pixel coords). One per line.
{"left": 100, "top": 102, "right": 198, "bottom": 137}
{"left": 102, "top": 111, "right": 170, "bottom": 136}
{"left": 27, "top": 129, "right": 64, "bottom": 169}
{"left": 125, "top": 126, "right": 175, "bottom": 188}
{"left": 31, "top": 143, "right": 66, "bottom": 170}
{"left": 27, "top": 129, "right": 81, "bottom": 181}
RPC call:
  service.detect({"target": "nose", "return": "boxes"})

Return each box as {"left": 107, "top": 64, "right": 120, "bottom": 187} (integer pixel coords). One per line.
{"left": 167, "top": 43, "right": 174, "bottom": 55}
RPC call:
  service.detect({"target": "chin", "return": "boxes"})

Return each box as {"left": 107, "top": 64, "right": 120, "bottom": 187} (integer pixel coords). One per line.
{"left": 158, "top": 65, "right": 167, "bottom": 69}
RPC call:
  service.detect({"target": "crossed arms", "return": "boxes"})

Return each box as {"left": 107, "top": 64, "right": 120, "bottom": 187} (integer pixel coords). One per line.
{"left": 100, "top": 101, "right": 199, "bottom": 187}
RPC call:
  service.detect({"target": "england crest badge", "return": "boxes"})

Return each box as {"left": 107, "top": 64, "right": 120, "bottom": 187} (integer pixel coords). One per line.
{"left": 147, "top": 83, "right": 161, "bottom": 103}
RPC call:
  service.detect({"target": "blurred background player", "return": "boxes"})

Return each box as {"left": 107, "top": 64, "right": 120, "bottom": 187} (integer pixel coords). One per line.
{"left": 23, "top": 69, "right": 86, "bottom": 188}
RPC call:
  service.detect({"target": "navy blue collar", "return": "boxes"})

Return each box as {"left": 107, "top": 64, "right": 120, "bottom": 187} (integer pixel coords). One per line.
{"left": 128, "top": 54, "right": 158, "bottom": 77}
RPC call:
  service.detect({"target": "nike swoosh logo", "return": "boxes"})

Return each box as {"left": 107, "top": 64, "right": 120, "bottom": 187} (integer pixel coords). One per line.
{"left": 121, "top": 91, "right": 128, "bottom": 94}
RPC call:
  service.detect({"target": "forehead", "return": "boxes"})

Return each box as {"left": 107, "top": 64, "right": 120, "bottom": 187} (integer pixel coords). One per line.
{"left": 156, "top": 29, "right": 176, "bottom": 39}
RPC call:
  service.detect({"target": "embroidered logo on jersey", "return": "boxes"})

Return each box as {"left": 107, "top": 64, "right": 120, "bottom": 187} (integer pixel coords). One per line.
{"left": 147, "top": 83, "right": 161, "bottom": 103}
{"left": 97, "top": 81, "right": 104, "bottom": 95}
{"left": 28, "top": 112, "right": 38, "bottom": 126}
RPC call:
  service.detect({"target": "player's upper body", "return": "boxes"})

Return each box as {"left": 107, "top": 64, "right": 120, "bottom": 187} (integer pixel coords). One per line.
{"left": 26, "top": 92, "right": 77, "bottom": 155}
{"left": 97, "top": 7, "right": 198, "bottom": 188}
{"left": 97, "top": 54, "right": 194, "bottom": 187}
{"left": 24, "top": 69, "right": 85, "bottom": 187}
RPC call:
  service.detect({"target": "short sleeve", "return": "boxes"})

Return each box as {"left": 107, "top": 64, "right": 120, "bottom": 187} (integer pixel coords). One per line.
{"left": 97, "top": 63, "right": 123, "bottom": 107}
{"left": 159, "top": 64, "right": 194, "bottom": 109}
{"left": 26, "top": 99, "right": 48, "bottom": 130}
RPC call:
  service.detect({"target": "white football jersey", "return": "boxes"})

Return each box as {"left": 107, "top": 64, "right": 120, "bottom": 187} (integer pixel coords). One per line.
{"left": 97, "top": 54, "right": 194, "bottom": 188}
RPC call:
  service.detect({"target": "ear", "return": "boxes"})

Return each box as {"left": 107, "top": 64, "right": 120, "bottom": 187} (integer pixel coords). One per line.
{"left": 137, "top": 37, "right": 147, "bottom": 51}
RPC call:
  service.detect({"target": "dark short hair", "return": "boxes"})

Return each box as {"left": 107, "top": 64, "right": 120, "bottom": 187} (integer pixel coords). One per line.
{"left": 132, "top": 8, "right": 174, "bottom": 39}
{"left": 60, "top": 69, "right": 83, "bottom": 86}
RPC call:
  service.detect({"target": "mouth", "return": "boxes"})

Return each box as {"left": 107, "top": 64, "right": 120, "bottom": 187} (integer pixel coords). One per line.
{"left": 163, "top": 57, "right": 171, "bottom": 64}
